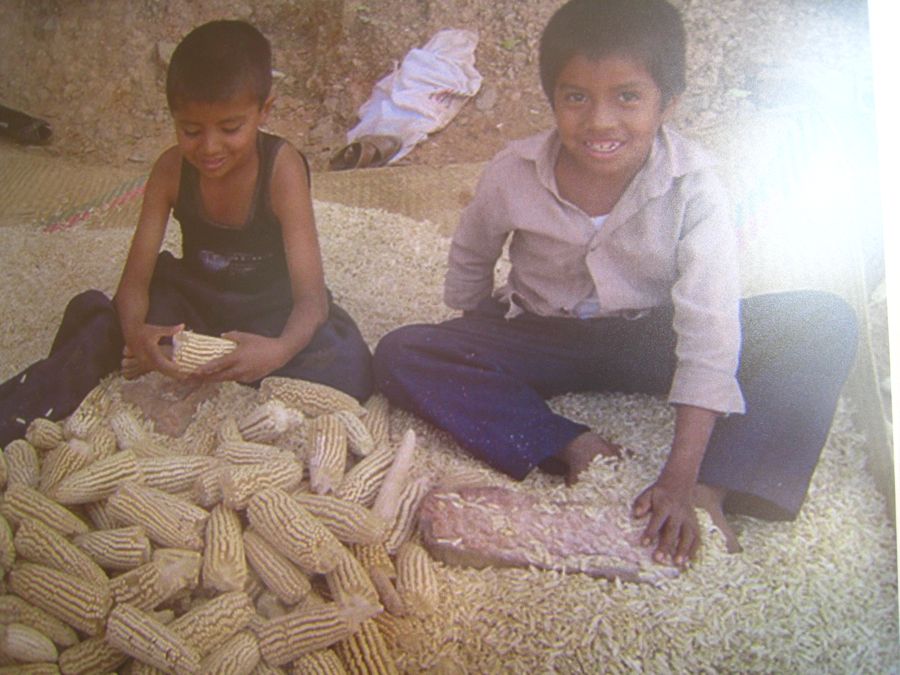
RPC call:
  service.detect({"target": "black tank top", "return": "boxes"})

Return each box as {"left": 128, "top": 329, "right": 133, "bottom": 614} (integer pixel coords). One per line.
{"left": 173, "top": 131, "right": 310, "bottom": 293}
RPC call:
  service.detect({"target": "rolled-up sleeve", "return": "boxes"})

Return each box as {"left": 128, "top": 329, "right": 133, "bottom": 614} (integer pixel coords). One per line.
{"left": 668, "top": 171, "right": 745, "bottom": 414}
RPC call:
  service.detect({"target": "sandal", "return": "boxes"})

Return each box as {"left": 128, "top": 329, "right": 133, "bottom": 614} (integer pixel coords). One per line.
{"left": 328, "top": 134, "right": 402, "bottom": 171}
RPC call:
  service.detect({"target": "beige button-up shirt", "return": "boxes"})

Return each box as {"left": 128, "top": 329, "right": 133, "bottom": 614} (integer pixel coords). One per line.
{"left": 445, "top": 125, "right": 745, "bottom": 414}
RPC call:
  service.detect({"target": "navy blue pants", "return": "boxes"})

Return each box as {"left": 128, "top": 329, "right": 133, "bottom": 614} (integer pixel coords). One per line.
{"left": 373, "top": 291, "right": 857, "bottom": 519}
{"left": 0, "top": 253, "right": 373, "bottom": 446}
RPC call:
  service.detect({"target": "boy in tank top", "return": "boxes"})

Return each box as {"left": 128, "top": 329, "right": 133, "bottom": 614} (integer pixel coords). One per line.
{"left": 0, "top": 20, "right": 373, "bottom": 446}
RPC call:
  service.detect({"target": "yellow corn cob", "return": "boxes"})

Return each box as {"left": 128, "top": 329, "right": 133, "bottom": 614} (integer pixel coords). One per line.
{"left": 62, "top": 378, "right": 113, "bottom": 441}
{"left": 0, "top": 622, "right": 59, "bottom": 663}
{"left": 128, "top": 661, "right": 169, "bottom": 675}
{"left": 215, "top": 439, "right": 294, "bottom": 465}
{"left": 86, "top": 425, "right": 118, "bottom": 461}
{"left": 58, "top": 636, "right": 128, "bottom": 675}
{"left": 106, "top": 603, "right": 201, "bottom": 675}
{"left": 25, "top": 418, "right": 65, "bottom": 451}
{"left": 335, "top": 618, "right": 399, "bottom": 675}
{"left": 372, "top": 429, "right": 416, "bottom": 524}
{"left": 107, "top": 482, "right": 209, "bottom": 550}
{"left": 83, "top": 499, "right": 117, "bottom": 530}
{"left": 257, "top": 600, "right": 380, "bottom": 667}
{"left": 290, "top": 648, "right": 349, "bottom": 675}
{"left": 324, "top": 546, "right": 380, "bottom": 607}
{"left": 384, "top": 477, "right": 431, "bottom": 555}
{"left": 218, "top": 416, "right": 244, "bottom": 444}
{"left": 37, "top": 439, "right": 95, "bottom": 496}
{"left": 348, "top": 544, "right": 402, "bottom": 615}
{"left": 244, "top": 568, "right": 266, "bottom": 604}
{"left": 49, "top": 450, "right": 141, "bottom": 505}
{"left": 221, "top": 458, "right": 305, "bottom": 510}
{"left": 74, "top": 526, "right": 152, "bottom": 571}
{"left": 371, "top": 606, "right": 403, "bottom": 650}
{"left": 238, "top": 399, "right": 304, "bottom": 444}
{"left": 0, "top": 485, "right": 89, "bottom": 536}
{"left": 0, "top": 665, "right": 62, "bottom": 675}
{"left": 333, "top": 410, "right": 375, "bottom": 458}
{"left": 183, "top": 431, "right": 216, "bottom": 461}
{"left": 193, "top": 463, "right": 226, "bottom": 508}
{"left": 108, "top": 408, "right": 170, "bottom": 458}
{"left": 3, "top": 439, "right": 40, "bottom": 490}
{"left": 151, "top": 548, "right": 203, "bottom": 598}
{"left": 362, "top": 395, "right": 391, "bottom": 449}
{"left": 293, "top": 494, "right": 389, "bottom": 546}
{"left": 434, "top": 466, "right": 497, "bottom": 492}
{"left": 108, "top": 561, "right": 166, "bottom": 611}
{"left": 259, "top": 377, "right": 367, "bottom": 418}
{"left": 252, "top": 661, "right": 288, "bottom": 675}
{"left": 140, "top": 612, "right": 170, "bottom": 629}
{"left": 242, "top": 528, "right": 312, "bottom": 605}
{"left": 349, "top": 543, "right": 397, "bottom": 581}
{"left": 255, "top": 589, "right": 290, "bottom": 621}
{"left": 7, "top": 563, "right": 111, "bottom": 636}
{"left": 202, "top": 504, "right": 248, "bottom": 593}
{"left": 308, "top": 414, "right": 349, "bottom": 495}
{"left": 172, "top": 329, "right": 237, "bottom": 373}
{"left": 199, "top": 629, "right": 260, "bottom": 674}
{"left": 0, "top": 595, "right": 78, "bottom": 648}
{"left": 0, "top": 451, "right": 7, "bottom": 489}
{"left": 137, "top": 455, "right": 219, "bottom": 494}
{"left": 13, "top": 518, "right": 108, "bottom": 587}
{"left": 395, "top": 542, "right": 439, "bottom": 618}
{"left": 167, "top": 591, "right": 255, "bottom": 658}
{"left": 247, "top": 488, "right": 344, "bottom": 575}
{"left": 367, "top": 566, "right": 407, "bottom": 617}
{"left": 0, "top": 514, "right": 14, "bottom": 573}
{"left": 333, "top": 446, "right": 395, "bottom": 508}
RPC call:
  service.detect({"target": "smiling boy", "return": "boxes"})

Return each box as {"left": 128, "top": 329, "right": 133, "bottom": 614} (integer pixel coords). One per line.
{"left": 374, "top": 0, "right": 857, "bottom": 566}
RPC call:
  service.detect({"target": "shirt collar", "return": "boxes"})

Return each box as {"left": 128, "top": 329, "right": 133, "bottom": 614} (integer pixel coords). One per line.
{"left": 511, "top": 124, "right": 717, "bottom": 212}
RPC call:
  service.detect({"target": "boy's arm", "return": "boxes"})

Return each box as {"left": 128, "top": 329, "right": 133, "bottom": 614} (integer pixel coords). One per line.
{"left": 113, "top": 147, "right": 184, "bottom": 378}
{"left": 634, "top": 169, "right": 742, "bottom": 566}
{"left": 444, "top": 168, "right": 511, "bottom": 310}
{"left": 195, "top": 144, "right": 328, "bottom": 384}
{"left": 633, "top": 404, "right": 716, "bottom": 566}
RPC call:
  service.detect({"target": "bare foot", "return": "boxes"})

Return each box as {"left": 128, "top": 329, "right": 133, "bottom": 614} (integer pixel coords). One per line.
{"left": 693, "top": 483, "right": 742, "bottom": 553}
{"left": 559, "top": 431, "right": 623, "bottom": 486}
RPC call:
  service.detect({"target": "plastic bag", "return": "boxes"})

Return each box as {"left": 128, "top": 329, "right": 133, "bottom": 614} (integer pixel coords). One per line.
{"left": 347, "top": 28, "right": 482, "bottom": 162}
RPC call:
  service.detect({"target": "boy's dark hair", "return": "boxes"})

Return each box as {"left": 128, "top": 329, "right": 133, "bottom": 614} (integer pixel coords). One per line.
{"left": 166, "top": 20, "right": 272, "bottom": 111}
{"left": 539, "top": 0, "right": 686, "bottom": 106}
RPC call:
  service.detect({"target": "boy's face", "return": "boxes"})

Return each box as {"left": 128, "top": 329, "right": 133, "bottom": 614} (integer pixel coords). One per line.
{"left": 553, "top": 53, "right": 676, "bottom": 186}
{"left": 171, "top": 92, "right": 272, "bottom": 179}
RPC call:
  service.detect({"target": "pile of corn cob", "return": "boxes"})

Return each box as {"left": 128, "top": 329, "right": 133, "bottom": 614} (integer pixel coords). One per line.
{"left": 0, "top": 355, "right": 441, "bottom": 674}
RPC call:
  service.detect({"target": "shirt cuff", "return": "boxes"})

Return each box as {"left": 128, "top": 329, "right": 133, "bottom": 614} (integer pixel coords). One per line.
{"left": 668, "top": 364, "right": 745, "bottom": 415}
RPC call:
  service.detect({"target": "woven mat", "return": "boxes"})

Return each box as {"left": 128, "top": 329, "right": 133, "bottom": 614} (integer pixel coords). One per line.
{"left": 0, "top": 140, "right": 483, "bottom": 236}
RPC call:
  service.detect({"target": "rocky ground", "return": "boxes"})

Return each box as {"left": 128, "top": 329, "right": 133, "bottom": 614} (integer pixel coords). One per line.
{"left": 0, "top": 0, "right": 875, "bottom": 172}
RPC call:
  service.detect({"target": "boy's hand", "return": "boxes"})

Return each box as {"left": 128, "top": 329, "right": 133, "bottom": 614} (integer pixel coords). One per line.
{"left": 190, "top": 331, "right": 287, "bottom": 384}
{"left": 633, "top": 478, "right": 700, "bottom": 567}
{"left": 122, "top": 323, "right": 184, "bottom": 380}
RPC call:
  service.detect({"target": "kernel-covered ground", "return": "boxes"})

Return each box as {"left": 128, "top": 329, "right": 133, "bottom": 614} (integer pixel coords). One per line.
{"left": 0, "top": 201, "right": 896, "bottom": 673}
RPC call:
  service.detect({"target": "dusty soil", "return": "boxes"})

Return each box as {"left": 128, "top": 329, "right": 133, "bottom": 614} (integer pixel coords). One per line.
{"left": 0, "top": 0, "right": 874, "bottom": 173}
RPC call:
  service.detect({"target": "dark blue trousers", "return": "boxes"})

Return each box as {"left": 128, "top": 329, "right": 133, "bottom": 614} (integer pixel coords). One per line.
{"left": 373, "top": 291, "right": 858, "bottom": 520}
{"left": 0, "top": 253, "right": 373, "bottom": 446}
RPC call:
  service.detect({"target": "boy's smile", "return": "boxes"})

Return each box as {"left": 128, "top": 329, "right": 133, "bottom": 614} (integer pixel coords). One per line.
{"left": 172, "top": 94, "right": 272, "bottom": 179}
{"left": 553, "top": 54, "right": 676, "bottom": 205}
